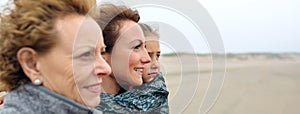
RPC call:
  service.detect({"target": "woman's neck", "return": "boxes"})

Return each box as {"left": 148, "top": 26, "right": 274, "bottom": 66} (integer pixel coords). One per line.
{"left": 102, "top": 76, "right": 119, "bottom": 95}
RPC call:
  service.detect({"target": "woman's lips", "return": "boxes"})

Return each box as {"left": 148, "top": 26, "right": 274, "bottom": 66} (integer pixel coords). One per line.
{"left": 84, "top": 83, "right": 102, "bottom": 93}
{"left": 148, "top": 72, "right": 158, "bottom": 76}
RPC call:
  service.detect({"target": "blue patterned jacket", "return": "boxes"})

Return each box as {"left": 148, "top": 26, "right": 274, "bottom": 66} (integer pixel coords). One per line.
{"left": 96, "top": 73, "right": 169, "bottom": 114}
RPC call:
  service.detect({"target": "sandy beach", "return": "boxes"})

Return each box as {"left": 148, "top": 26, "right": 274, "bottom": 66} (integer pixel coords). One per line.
{"left": 162, "top": 53, "right": 300, "bottom": 114}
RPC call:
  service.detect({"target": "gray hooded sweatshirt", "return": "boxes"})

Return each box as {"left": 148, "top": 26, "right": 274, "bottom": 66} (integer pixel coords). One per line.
{"left": 0, "top": 83, "right": 102, "bottom": 114}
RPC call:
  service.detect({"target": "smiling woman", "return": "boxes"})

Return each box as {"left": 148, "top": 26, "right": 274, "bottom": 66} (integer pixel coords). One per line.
{"left": 93, "top": 4, "right": 169, "bottom": 113}
{"left": 107, "top": 23, "right": 169, "bottom": 113}
{"left": 95, "top": 4, "right": 151, "bottom": 95}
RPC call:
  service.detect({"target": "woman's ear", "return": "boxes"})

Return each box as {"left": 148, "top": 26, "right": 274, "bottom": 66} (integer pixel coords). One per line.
{"left": 17, "top": 47, "right": 43, "bottom": 85}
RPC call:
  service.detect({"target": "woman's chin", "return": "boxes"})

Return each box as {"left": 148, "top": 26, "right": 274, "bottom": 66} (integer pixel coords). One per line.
{"left": 82, "top": 98, "right": 100, "bottom": 108}
{"left": 130, "top": 79, "right": 143, "bottom": 87}
{"left": 132, "top": 79, "right": 143, "bottom": 86}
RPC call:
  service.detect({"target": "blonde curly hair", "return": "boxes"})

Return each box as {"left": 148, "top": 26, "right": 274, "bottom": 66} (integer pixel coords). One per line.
{"left": 0, "top": 0, "right": 96, "bottom": 91}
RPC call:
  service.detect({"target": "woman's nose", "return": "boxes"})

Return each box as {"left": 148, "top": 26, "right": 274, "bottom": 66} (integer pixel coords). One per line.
{"left": 150, "top": 59, "right": 159, "bottom": 69}
{"left": 141, "top": 48, "right": 151, "bottom": 64}
{"left": 94, "top": 56, "right": 111, "bottom": 77}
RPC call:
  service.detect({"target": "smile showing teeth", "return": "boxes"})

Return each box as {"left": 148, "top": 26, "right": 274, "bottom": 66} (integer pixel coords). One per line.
{"left": 134, "top": 68, "right": 143, "bottom": 74}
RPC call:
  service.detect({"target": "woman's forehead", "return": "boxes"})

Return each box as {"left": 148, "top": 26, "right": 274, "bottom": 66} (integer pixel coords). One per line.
{"left": 117, "top": 21, "right": 145, "bottom": 43}
{"left": 63, "top": 16, "right": 102, "bottom": 49}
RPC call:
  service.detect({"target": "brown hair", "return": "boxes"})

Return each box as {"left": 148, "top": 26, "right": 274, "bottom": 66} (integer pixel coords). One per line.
{"left": 95, "top": 4, "right": 140, "bottom": 53}
{"left": 0, "top": 0, "right": 96, "bottom": 91}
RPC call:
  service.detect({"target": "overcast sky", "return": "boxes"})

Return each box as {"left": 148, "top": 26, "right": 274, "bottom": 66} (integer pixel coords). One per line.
{"left": 199, "top": 0, "right": 300, "bottom": 53}
{"left": 1, "top": 0, "right": 299, "bottom": 53}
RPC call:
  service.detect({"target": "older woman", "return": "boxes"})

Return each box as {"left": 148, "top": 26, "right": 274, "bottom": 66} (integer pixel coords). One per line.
{"left": 0, "top": 0, "right": 110, "bottom": 113}
{"left": 94, "top": 4, "right": 169, "bottom": 113}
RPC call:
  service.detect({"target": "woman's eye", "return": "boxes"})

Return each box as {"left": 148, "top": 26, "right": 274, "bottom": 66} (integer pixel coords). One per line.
{"left": 156, "top": 54, "right": 160, "bottom": 59}
{"left": 133, "top": 44, "right": 142, "bottom": 49}
{"left": 79, "top": 52, "right": 93, "bottom": 59}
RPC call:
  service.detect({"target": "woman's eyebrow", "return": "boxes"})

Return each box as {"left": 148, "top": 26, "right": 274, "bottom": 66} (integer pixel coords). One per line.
{"left": 129, "top": 39, "right": 143, "bottom": 44}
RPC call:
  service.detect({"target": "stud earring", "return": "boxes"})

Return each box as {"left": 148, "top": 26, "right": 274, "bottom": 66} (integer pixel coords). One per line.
{"left": 33, "top": 79, "right": 42, "bottom": 85}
